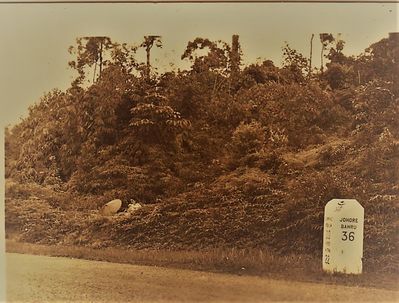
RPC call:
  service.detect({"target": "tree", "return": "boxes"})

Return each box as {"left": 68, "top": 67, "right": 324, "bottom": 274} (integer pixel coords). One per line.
{"left": 319, "top": 33, "right": 335, "bottom": 73}
{"left": 6, "top": 89, "right": 84, "bottom": 183}
{"left": 308, "top": 34, "right": 314, "bottom": 78}
{"left": 282, "top": 43, "right": 309, "bottom": 83}
{"left": 68, "top": 36, "right": 113, "bottom": 85}
{"left": 230, "top": 34, "right": 242, "bottom": 76}
{"left": 130, "top": 91, "right": 190, "bottom": 146}
{"left": 356, "top": 33, "right": 399, "bottom": 95}
{"left": 181, "top": 38, "right": 230, "bottom": 74}
{"left": 324, "top": 63, "right": 355, "bottom": 89}
{"left": 323, "top": 37, "right": 356, "bottom": 89}
{"left": 326, "top": 35, "right": 347, "bottom": 65}
{"left": 140, "top": 35, "right": 162, "bottom": 79}
{"left": 110, "top": 42, "right": 139, "bottom": 74}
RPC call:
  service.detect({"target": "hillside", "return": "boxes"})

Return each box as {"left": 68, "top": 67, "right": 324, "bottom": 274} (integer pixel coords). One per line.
{"left": 5, "top": 34, "right": 399, "bottom": 275}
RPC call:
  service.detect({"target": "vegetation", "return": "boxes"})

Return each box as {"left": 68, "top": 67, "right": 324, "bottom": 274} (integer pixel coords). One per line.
{"left": 5, "top": 33, "right": 399, "bottom": 277}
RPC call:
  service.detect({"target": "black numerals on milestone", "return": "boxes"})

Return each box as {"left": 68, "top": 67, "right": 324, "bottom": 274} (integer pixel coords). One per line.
{"left": 342, "top": 231, "right": 355, "bottom": 241}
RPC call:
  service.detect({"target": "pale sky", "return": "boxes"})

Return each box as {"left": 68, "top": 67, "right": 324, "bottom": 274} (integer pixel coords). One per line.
{"left": 0, "top": 2, "right": 397, "bottom": 126}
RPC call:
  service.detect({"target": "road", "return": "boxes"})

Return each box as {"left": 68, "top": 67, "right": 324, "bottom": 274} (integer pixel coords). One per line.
{"left": 5, "top": 253, "right": 399, "bottom": 302}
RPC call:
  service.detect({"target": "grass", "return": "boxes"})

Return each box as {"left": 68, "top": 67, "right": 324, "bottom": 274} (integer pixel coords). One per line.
{"left": 5, "top": 179, "right": 399, "bottom": 291}
{"left": 6, "top": 239, "right": 399, "bottom": 291}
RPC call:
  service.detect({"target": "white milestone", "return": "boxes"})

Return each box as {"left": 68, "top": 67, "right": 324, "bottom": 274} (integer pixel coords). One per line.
{"left": 323, "top": 199, "right": 364, "bottom": 274}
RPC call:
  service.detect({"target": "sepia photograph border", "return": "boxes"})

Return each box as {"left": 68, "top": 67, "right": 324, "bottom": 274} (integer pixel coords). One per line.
{"left": 1, "top": 0, "right": 398, "bottom": 301}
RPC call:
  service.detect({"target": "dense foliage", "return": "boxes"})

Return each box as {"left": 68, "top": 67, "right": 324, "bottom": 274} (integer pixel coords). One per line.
{"left": 5, "top": 33, "right": 399, "bottom": 268}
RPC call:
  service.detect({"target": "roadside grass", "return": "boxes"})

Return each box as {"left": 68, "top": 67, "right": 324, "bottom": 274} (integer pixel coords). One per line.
{"left": 6, "top": 240, "right": 398, "bottom": 291}
{"left": 5, "top": 180, "right": 399, "bottom": 291}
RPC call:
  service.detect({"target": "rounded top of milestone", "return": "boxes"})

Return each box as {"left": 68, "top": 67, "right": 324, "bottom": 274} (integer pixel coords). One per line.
{"left": 325, "top": 199, "right": 363, "bottom": 212}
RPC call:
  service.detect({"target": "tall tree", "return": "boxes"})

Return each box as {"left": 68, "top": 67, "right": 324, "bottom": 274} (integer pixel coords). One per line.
{"left": 308, "top": 34, "right": 314, "bottom": 78}
{"left": 319, "top": 33, "right": 334, "bottom": 73}
{"left": 181, "top": 38, "right": 230, "bottom": 74}
{"left": 68, "top": 36, "right": 113, "bottom": 85}
{"left": 140, "top": 35, "right": 162, "bottom": 79}
{"left": 357, "top": 33, "right": 399, "bottom": 94}
{"left": 230, "top": 34, "right": 241, "bottom": 76}
{"left": 282, "top": 43, "right": 309, "bottom": 83}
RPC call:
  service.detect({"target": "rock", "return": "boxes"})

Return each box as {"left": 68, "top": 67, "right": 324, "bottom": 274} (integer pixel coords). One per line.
{"left": 100, "top": 199, "right": 122, "bottom": 216}
{"left": 127, "top": 202, "right": 142, "bottom": 213}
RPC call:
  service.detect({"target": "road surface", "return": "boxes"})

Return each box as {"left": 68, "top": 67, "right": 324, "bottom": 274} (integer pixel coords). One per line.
{"left": 5, "top": 253, "right": 399, "bottom": 302}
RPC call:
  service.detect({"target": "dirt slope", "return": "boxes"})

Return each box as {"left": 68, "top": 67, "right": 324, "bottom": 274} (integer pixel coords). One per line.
{"left": 6, "top": 253, "right": 399, "bottom": 302}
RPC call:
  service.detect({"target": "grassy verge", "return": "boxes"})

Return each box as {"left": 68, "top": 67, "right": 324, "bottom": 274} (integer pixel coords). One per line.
{"left": 6, "top": 240, "right": 398, "bottom": 291}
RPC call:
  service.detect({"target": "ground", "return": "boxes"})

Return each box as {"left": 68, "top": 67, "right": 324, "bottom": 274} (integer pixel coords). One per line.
{"left": 6, "top": 253, "right": 399, "bottom": 303}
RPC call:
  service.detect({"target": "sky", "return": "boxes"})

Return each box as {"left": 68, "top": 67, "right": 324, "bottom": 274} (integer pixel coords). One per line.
{"left": 0, "top": 2, "right": 397, "bottom": 126}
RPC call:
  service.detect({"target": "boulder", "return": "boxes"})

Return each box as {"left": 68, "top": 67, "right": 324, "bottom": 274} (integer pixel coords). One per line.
{"left": 100, "top": 199, "right": 122, "bottom": 216}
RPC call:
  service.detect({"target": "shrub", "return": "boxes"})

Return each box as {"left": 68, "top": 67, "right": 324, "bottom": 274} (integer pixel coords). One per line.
{"left": 236, "top": 82, "right": 349, "bottom": 149}
{"left": 230, "top": 121, "right": 266, "bottom": 164}
{"left": 213, "top": 168, "right": 272, "bottom": 197}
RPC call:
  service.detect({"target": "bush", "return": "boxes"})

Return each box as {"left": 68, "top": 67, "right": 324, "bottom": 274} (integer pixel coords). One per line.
{"left": 213, "top": 168, "right": 272, "bottom": 197}
{"left": 236, "top": 82, "right": 349, "bottom": 149}
{"left": 230, "top": 121, "right": 265, "bottom": 165}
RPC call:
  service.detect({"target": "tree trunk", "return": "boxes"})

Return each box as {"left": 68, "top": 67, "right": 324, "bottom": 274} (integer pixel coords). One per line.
{"left": 146, "top": 46, "right": 151, "bottom": 79}
{"left": 93, "top": 61, "right": 97, "bottom": 83}
{"left": 309, "top": 34, "right": 314, "bottom": 78}
{"left": 99, "top": 41, "right": 103, "bottom": 78}
{"left": 230, "top": 34, "right": 240, "bottom": 75}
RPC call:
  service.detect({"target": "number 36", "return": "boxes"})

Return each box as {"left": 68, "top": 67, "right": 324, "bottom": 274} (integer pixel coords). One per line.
{"left": 342, "top": 231, "right": 355, "bottom": 241}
